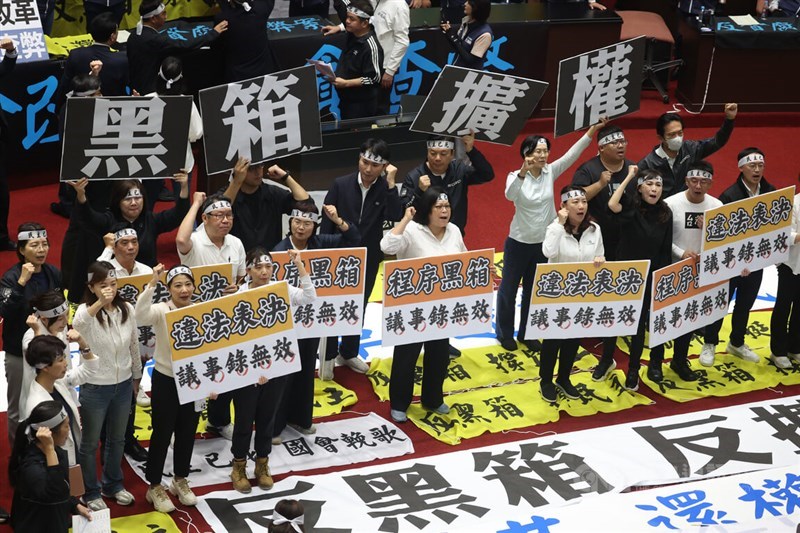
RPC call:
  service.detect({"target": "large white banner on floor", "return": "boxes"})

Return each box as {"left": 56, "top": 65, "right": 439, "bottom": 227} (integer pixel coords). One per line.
{"left": 128, "top": 413, "right": 413, "bottom": 489}
{"left": 197, "top": 395, "right": 800, "bottom": 532}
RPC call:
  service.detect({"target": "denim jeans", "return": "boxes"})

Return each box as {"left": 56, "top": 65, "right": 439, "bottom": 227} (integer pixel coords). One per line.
{"left": 496, "top": 237, "right": 546, "bottom": 342}
{"left": 79, "top": 379, "right": 132, "bottom": 500}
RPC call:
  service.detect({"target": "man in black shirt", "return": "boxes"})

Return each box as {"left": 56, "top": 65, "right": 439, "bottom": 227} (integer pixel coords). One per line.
{"left": 215, "top": 0, "right": 277, "bottom": 83}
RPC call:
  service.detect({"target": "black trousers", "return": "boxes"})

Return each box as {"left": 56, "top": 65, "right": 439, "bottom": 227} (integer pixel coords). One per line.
{"left": 326, "top": 255, "right": 380, "bottom": 361}
{"left": 231, "top": 376, "right": 288, "bottom": 459}
{"left": 389, "top": 338, "right": 449, "bottom": 412}
{"left": 274, "top": 338, "right": 318, "bottom": 434}
{"left": 770, "top": 263, "right": 800, "bottom": 357}
{"left": 0, "top": 143, "right": 9, "bottom": 242}
{"left": 539, "top": 338, "right": 580, "bottom": 384}
{"left": 207, "top": 391, "right": 234, "bottom": 428}
{"left": 146, "top": 370, "right": 201, "bottom": 485}
{"left": 629, "top": 284, "right": 664, "bottom": 370}
{"left": 288, "top": 1, "right": 329, "bottom": 17}
{"left": 84, "top": 1, "right": 125, "bottom": 32}
{"left": 705, "top": 270, "right": 763, "bottom": 347}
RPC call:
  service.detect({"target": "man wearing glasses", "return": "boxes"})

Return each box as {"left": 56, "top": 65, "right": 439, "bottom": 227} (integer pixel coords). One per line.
{"left": 638, "top": 103, "right": 738, "bottom": 198}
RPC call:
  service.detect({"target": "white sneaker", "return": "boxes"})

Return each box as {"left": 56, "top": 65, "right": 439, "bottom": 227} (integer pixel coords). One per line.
{"left": 272, "top": 436, "right": 282, "bottom": 445}
{"left": 208, "top": 423, "right": 234, "bottom": 440}
{"left": 288, "top": 422, "right": 317, "bottom": 435}
{"left": 319, "top": 357, "right": 335, "bottom": 381}
{"left": 768, "top": 0, "right": 780, "bottom": 11}
{"left": 169, "top": 477, "right": 198, "bottom": 506}
{"left": 727, "top": 342, "right": 760, "bottom": 363}
{"left": 136, "top": 387, "right": 151, "bottom": 407}
{"left": 699, "top": 343, "right": 716, "bottom": 367}
{"left": 86, "top": 498, "right": 107, "bottom": 512}
{"left": 146, "top": 484, "right": 176, "bottom": 513}
{"left": 770, "top": 354, "right": 793, "bottom": 369}
{"left": 101, "top": 488, "right": 134, "bottom": 506}
{"left": 789, "top": 352, "right": 800, "bottom": 363}
{"left": 336, "top": 354, "right": 369, "bottom": 373}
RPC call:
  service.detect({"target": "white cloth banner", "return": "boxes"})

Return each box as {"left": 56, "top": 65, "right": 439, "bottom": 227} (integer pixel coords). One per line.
{"left": 128, "top": 413, "right": 414, "bottom": 489}
{"left": 196, "top": 395, "right": 800, "bottom": 532}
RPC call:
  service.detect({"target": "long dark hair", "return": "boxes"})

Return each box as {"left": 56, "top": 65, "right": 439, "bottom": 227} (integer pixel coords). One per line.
{"left": 559, "top": 185, "right": 593, "bottom": 235}
{"left": 634, "top": 169, "right": 671, "bottom": 224}
{"left": 9, "top": 400, "right": 65, "bottom": 487}
{"left": 83, "top": 261, "right": 131, "bottom": 326}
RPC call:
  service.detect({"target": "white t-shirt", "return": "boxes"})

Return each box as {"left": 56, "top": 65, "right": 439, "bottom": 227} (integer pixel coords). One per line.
{"left": 664, "top": 191, "right": 723, "bottom": 262}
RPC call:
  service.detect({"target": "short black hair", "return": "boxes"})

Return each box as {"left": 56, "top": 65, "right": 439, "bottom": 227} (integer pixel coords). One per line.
{"left": 25, "top": 335, "right": 67, "bottom": 373}
{"left": 656, "top": 112, "right": 684, "bottom": 137}
{"left": 269, "top": 499, "right": 305, "bottom": 533}
{"left": 359, "top": 138, "right": 390, "bottom": 162}
{"left": 688, "top": 160, "right": 714, "bottom": 175}
{"left": 737, "top": 146, "right": 764, "bottom": 162}
{"left": 71, "top": 73, "right": 101, "bottom": 95}
{"left": 90, "top": 12, "right": 118, "bottom": 43}
{"left": 413, "top": 186, "right": 447, "bottom": 226}
{"left": 519, "top": 135, "right": 550, "bottom": 159}
{"left": 139, "top": 0, "right": 163, "bottom": 17}
{"left": 156, "top": 56, "right": 186, "bottom": 96}
{"left": 597, "top": 124, "right": 623, "bottom": 144}
{"left": 245, "top": 247, "right": 273, "bottom": 268}
{"left": 468, "top": 0, "right": 492, "bottom": 24}
{"left": 349, "top": 0, "right": 374, "bottom": 18}
{"left": 16, "top": 222, "right": 47, "bottom": 263}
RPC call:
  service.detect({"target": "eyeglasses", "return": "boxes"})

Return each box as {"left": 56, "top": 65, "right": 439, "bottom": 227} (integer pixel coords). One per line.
{"left": 207, "top": 212, "right": 234, "bottom": 221}
{"left": 603, "top": 140, "right": 628, "bottom": 147}
{"left": 433, "top": 204, "right": 452, "bottom": 210}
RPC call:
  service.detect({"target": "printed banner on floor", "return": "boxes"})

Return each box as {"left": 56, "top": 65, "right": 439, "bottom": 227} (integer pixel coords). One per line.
{"left": 699, "top": 186, "right": 795, "bottom": 286}
{"left": 166, "top": 282, "right": 300, "bottom": 404}
{"left": 382, "top": 249, "right": 494, "bottom": 346}
{"left": 409, "top": 65, "right": 548, "bottom": 145}
{"left": 129, "top": 413, "right": 414, "bottom": 489}
{"left": 196, "top": 396, "right": 800, "bottom": 532}
{"left": 270, "top": 248, "right": 367, "bottom": 340}
{"left": 0, "top": 0, "right": 47, "bottom": 63}
{"left": 526, "top": 260, "right": 651, "bottom": 340}
{"left": 103, "top": 511, "right": 181, "bottom": 533}
{"left": 649, "top": 258, "right": 729, "bottom": 347}
{"left": 60, "top": 96, "right": 193, "bottom": 181}
{"left": 554, "top": 37, "right": 646, "bottom": 137}
{"left": 200, "top": 65, "right": 322, "bottom": 174}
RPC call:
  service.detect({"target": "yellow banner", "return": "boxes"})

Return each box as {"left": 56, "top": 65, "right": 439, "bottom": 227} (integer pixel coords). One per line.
{"left": 407, "top": 375, "right": 651, "bottom": 445}
{"left": 72, "top": 511, "right": 181, "bottom": 533}
{"left": 530, "top": 260, "right": 651, "bottom": 305}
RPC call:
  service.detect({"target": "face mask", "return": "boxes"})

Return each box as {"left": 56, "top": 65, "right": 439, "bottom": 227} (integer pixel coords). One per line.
{"left": 665, "top": 135, "right": 683, "bottom": 152}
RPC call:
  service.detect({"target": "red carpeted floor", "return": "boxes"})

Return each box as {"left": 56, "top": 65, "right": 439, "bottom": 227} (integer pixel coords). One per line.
{"left": 1, "top": 91, "right": 799, "bottom": 529}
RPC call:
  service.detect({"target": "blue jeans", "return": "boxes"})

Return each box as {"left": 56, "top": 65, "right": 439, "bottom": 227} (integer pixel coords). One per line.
{"left": 79, "top": 379, "right": 132, "bottom": 500}
{"left": 496, "top": 237, "right": 546, "bottom": 342}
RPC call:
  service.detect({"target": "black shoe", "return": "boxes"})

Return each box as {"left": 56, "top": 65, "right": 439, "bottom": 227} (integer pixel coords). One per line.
{"left": 670, "top": 362, "right": 699, "bottom": 381}
{"left": 50, "top": 201, "right": 71, "bottom": 218}
{"left": 0, "top": 506, "right": 9, "bottom": 523}
{"left": 540, "top": 381, "right": 557, "bottom": 404}
{"left": 448, "top": 344, "right": 461, "bottom": 358}
{"left": 498, "top": 337, "right": 517, "bottom": 352}
{"left": 591, "top": 358, "right": 616, "bottom": 382}
{"left": 518, "top": 338, "right": 542, "bottom": 352}
{"left": 625, "top": 368, "right": 640, "bottom": 391}
{"left": 555, "top": 379, "right": 581, "bottom": 399}
{"left": 157, "top": 188, "right": 175, "bottom": 202}
{"left": 124, "top": 439, "right": 149, "bottom": 462}
{"left": 646, "top": 364, "right": 664, "bottom": 383}
{"left": 0, "top": 239, "right": 15, "bottom": 251}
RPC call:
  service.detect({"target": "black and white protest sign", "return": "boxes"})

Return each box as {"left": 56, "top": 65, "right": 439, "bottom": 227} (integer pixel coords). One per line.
{"left": 200, "top": 65, "right": 322, "bottom": 175}
{"left": 555, "top": 37, "right": 646, "bottom": 137}
{"left": 60, "top": 96, "right": 192, "bottom": 181}
{"left": 410, "top": 65, "right": 548, "bottom": 145}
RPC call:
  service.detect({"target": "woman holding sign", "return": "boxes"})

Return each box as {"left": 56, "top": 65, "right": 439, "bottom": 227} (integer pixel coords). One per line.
{"left": 271, "top": 202, "right": 359, "bottom": 438}
{"left": 135, "top": 264, "right": 203, "bottom": 513}
{"left": 607, "top": 167, "right": 677, "bottom": 391}
{"left": 539, "top": 185, "right": 605, "bottom": 403}
{"left": 231, "top": 248, "right": 316, "bottom": 494}
{"left": 380, "top": 187, "right": 467, "bottom": 423}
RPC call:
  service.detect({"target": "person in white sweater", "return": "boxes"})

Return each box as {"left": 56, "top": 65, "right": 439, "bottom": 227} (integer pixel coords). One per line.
{"left": 495, "top": 119, "right": 606, "bottom": 354}
{"left": 380, "top": 188, "right": 467, "bottom": 423}
{"left": 72, "top": 261, "right": 141, "bottom": 511}
{"left": 539, "top": 185, "right": 605, "bottom": 403}
{"left": 135, "top": 264, "right": 202, "bottom": 514}
{"left": 229, "top": 248, "right": 316, "bottom": 494}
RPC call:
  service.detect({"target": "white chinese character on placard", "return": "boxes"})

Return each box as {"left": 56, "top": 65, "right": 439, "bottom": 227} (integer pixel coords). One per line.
{"left": 569, "top": 42, "right": 633, "bottom": 130}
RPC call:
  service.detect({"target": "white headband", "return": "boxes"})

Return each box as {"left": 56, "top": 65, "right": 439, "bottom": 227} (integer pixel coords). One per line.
{"left": 158, "top": 66, "right": 183, "bottom": 90}
{"left": 68, "top": 88, "right": 99, "bottom": 97}
{"left": 137, "top": 3, "right": 165, "bottom": 34}
{"left": 88, "top": 269, "right": 116, "bottom": 283}
{"left": 346, "top": 5, "right": 371, "bottom": 19}
{"left": 34, "top": 301, "right": 69, "bottom": 319}
{"left": 27, "top": 409, "right": 68, "bottom": 442}
{"left": 598, "top": 131, "right": 626, "bottom": 146}
{"left": 290, "top": 209, "right": 321, "bottom": 223}
{"left": 561, "top": 189, "right": 587, "bottom": 202}
{"left": 247, "top": 255, "right": 273, "bottom": 269}
{"left": 166, "top": 265, "right": 193, "bottom": 285}
{"left": 687, "top": 169, "right": 713, "bottom": 180}
{"left": 18, "top": 229, "right": 47, "bottom": 241}
{"left": 638, "top": 175, "right": 663, "bottom": 186}
{"left": 738, "top": 153, "right": 765, "bottom": 168}
{"left": 427, "top": 140, "right": 455, "bottom": 150}
{"left": 114, "top": 228, "right": 137, "bottom": 242}
{"left": 203, "top": 200, "right": 232, "bottom": 216}
{"left": 360, "top": 150, "right": 388, "bottom": 165}
{"left": 437, "top": 193, "right": 449, "bottom": 203}
{"left": 271, "top": 511, "right": 304, "bottom": 533}
{"left": 124, "top": 188, "right": 142, "bottom": 199}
